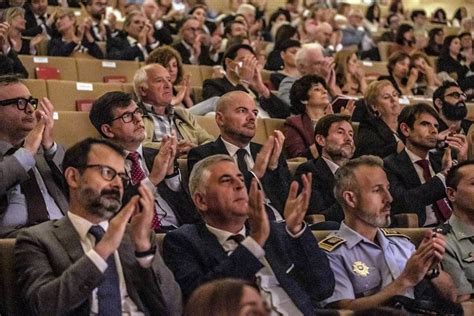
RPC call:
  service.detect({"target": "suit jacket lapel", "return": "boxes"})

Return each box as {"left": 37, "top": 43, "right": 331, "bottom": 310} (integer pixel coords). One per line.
{"left": 35, "top": 154, "right": 68, "bottom": 214}
{"left": 52, "top": 216, "right": 85, "bottom": 265}
{"left": 198, "top": 223, "right": 228, "bottom": 263}
{"left": 398, "top": 151, "right": 422, "bottom": 187}
{"left": 315, "top": 158, "right": 335, "bottom": 187}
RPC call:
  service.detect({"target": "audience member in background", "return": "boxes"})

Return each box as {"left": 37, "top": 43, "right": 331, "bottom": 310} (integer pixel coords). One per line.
{"left": 425, "top": 27, "right": 444, "bottom": 56}
{"left": 84, "top": 0, "right": 111, "bottom": 42}
{"left": 364, "top": 3, "right": 382, "bottom": 33}
{"left": 264, "top": 24, "right": 299, "bottom": 71}
{"left": 313, "top": 22, "right": 340, "bottom": 56}
{"left": 387, "top": 23, "right": 417, "bottom": 57}
{"left": 341, "top": 8, "right": 375, "bottom": 58}
{"left": 23, "top": 0, "right": 53, "bottom": 37}
{"left": 320, "top": 155, "right": 456, "bottom": 310}
{"left": 384, "top": 103, "right": 468, "bottom": 227}
{"left": 48, "top": 8, "right": 103, "bottom": 58}
{"left": 89, "top": 91, "right": 200, "bottom": 232}
{"left": 410, "top": 52, "right": 442, "bottom": 96}
{"left": 222, "top": 20, "right": 248, "bottom": 49}
{"left": 203, "top": 44, "right": 290, "bottom": 119}
{"left": 184, "top": 279, "right": 269, "bottom": 316}
{"left": 442, "top": 160, "right": 474, "bottom": 302}
{"left": 380, "top": 13, "right": 400, "bottom": 43}
{"left": 269, "top": 39, "right": 300, "bottom": 90}
{"left": 14, "top": 138, "right": 182, "bottom": 315}
{"left": 355, "top": 80, "right": 403, "bottom": 159}
{"left": 284, "top": 75, "right": 331, "bottom": 159}
{"left": 0, "top": 23, "right": 28, "bottom": 77}
{"left": 261, "top": 9, "right": 290, "bottom": 42}
{"left": 389, "top": 0, "right": 404, "bottom": 18}
{"left": 4, "top": 7, "right": 43, "bottom": 55}
{"left": 459, "top": 32, "right": 473, "bottom": 67}
{"left": 432, "top": 81, "right": 472, "bottom": 134}
{"left": 141, "top": 0, "right": 173, "bottom": 46}
{"left": 188, "top": 91, "right": 291, "bottom": 220}
{"left": 0, "top": 75, "right": 67, "bottom": 238}
{"left": 236, "top": 4, "right": 261, "bottom": 41}
{"left": 107, "top": 11, "right": 159, "bottom": 61}
{"left": 335, "top": 50, "right": 367, "bottom": 95}
{"left": 172, "top": 17, "right": 219, "bottom": 66}
{"left": 146, "top": 45, "right": 193, "bottom": 108}
{"left": 164, "top": 154, "right": 335, "bottom": 313}
{"left": 133, "top": 64, "right": 213, "bottom": 154}
{"left": 431, "top": 8, "right": 448, "bottom": 25}
{"left": 189, "top": 4, "right": 214, "bottom": 35}
{"left": 106, "top": 0, "right": 127, "bottom": 23}
{"left": 294, "top": 114, "right": 355, "bottom": 223}
{"left": 279, "top": 43, "right": 342, "bottom": 106}
{"left": 438, "top": 35, "right": 474, "bottom": 82}
{"left": 451, "top": 6, "right": 468, "bottom": 27}
{"left": 411, "top": 9, "right": 428, "bottom": 47}
{"left": 379, "top": 51, "right": 417, "bottom": 96}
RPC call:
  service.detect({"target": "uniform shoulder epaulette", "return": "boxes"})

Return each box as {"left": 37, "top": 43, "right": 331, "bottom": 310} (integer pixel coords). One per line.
{"left": 318, "top": 235, "right": 346, "bottom": 252}
{"left": 380, "top": 228, "right": 411, "bottom": 240}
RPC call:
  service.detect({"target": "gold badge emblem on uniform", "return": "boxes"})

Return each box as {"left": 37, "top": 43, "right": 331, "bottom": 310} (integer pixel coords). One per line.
{"left": 352, "top": 261, "right": 369, "bottom": 277}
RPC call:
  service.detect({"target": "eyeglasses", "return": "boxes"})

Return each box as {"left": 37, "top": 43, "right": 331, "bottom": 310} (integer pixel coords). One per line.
{"left": 0, "top": 96, "right": 38, "bottom": 111}
{"left": 445, "top": 92, "right": 467, "bottom": 99}
{"left": 78, "top": 164, "right": 130, "bottom": 186}
{"left": 109, "top": 108, "right": 144, "bottom": 124}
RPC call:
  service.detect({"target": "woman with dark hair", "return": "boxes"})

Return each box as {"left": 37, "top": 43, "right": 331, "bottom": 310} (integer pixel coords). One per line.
{"left": 379, "top": 51, "right": 417, "bottom": 96}
{"left": 388, "top": 23, "right": 417, "bottom": 56}
{"left": 389, "top": 0, "right": 404, "bottom": 18}
{"left": 354, "top": 80, "right": 403, "bottom": 158}
{"left": 451, "top": 6, "right": 468, "bottom": 27}
{"left": 264, "top": 24, "right": 298, "bottom": 70}
{"left": 269, "top": 39, "right": 300, "bottom": 90}
{"left": 262, "top": 9, "right": 291, "bottom": 42}
{"left": 425, "top": 27, "right": 444, "bottom": 56}
{"left": 335, "top": 49, "right": 367, "bottom": 95}
{"left": 431, "top": 8, "right": 448, "bottom": 25}
{"left": 284, "top": 75, "right": 331, "bottom": 159}
{"left": 184, "top": 279, "right": 268, "bottom": 316}
{"left": 437, "top": 35, "right": 473, "bottom": 81}
{"left": 364, "top": 3, "right": 382, "bottom": 33}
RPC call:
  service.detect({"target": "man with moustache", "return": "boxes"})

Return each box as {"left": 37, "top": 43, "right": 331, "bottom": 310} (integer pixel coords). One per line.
{"left": 0, "top": 75, "right": 68, "bottom": 237}
{"left": 15, "top": 138, "right": 182, "bottom": 315}
{"left": 294, "top": 114, "right": 355, "bottom": 223}
{"left": 433, "top": 81, "right": 473, "bottom": 134}
{"left": 89, "top": 91, "right": 199, "bottom": 231}
{"left": 84, "top": 0, "right": 111, "bottom": 42}
{"left": 23, "top": 0, "right": 53, "bottom": 37}
{"left": 320, "top": 155, "right": 456, "bottom": 310}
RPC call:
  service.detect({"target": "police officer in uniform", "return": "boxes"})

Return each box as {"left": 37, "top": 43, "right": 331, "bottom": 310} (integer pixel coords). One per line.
{"left": 319, "top": 155, "right": 456, "bottom": 310}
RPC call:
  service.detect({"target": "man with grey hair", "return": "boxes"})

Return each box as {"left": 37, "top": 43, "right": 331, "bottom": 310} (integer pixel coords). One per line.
{"left": 320, "top": 155, "right": 456, "bottom": 310}
{"left": 133, "top": 64, "right": 213, "bottom": 155}
{"left": 278, "top": 43, "right": 341, "bottom": 106}
{"left": 164, "top": 154, "right": 335, "bottom": 314}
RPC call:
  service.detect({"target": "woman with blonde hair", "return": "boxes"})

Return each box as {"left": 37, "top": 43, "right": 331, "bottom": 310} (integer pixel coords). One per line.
{"left": 4, "top": 7, "right": 43, "bottom": 55}
{"left": 335, "top": 49, "right": 367, "bottom": 95}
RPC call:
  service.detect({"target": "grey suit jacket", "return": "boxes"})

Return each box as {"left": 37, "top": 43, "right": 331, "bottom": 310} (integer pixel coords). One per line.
{"left": 0, "top": 142, "right": 68, "bottom": 237}
{"left": 14, "top": 216, "right": 182, "bottom": 316}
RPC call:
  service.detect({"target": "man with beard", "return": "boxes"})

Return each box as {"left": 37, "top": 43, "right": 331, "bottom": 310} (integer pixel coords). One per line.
{"left": 89, "top": 91, "right": 199, "bottom": 231}
{"left": 384, "top": 103, "right": 468, "bottom": 227}
{"left": 320, "top": 155, "right": 456, "bottom": 310}
{"left": 14, "top": 138, "right": 182, "bottom": 315}
{"left": 84, "top": 0, "right": 111, "bottom": 41}
{"left": 0, "top": 75, "right": 67, "bottom": 237}
{"left": 188, "top": 91, "right": 291, "bottom": 220}
{"left": 433, "top": 81, "right": 472, "bottom": 134}
{"left": 294, "top": 114, "right": 355, "bottom": 223}
{"left": 23, "top": 0, "right": 54, "bottom": 37}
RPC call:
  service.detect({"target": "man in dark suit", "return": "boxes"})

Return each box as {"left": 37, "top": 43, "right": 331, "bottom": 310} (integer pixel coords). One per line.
{"left": 294, "top": 114, "right": 355, "bottom": 223}
{"left": 89, "top": 91, "right": 200, "bottom": 231}
{"left": 172, "top": 16, "right": 219, "bottom": 66}
{"left": 15, "top": 138, "right": 182, "bottom": 315}
{"left": 0, "top": 75, "right": 67, "bottom": 238}
{"left": 164, "top": 154, "right": 334, "bottom": 313}
{"left": 384, "top": 103, "right": 468, "bottom": 227}
{"left": 23, "top": 0, "right": 52, "bottom": 37}
{"left": 202, "top": 43, "right": 291, "bottom": 119}
{"left": 84, "top": 0, "right": 111, "bottom": 42}
{"left": 188, "top": 91, "right": 291, "bottom": 218}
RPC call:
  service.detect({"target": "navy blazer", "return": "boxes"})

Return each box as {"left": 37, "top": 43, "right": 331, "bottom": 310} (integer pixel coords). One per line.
{"left": 163, "top": 221, "right": 335, "bottom": 314}
{"left": 354, "top": 116, "right": 398, "bottom": 159}
{"left": 384, "top": 150, "right": 447, "bottom": 226}
{"left": 187, "top": 137, "right": 291, "bottom": 214}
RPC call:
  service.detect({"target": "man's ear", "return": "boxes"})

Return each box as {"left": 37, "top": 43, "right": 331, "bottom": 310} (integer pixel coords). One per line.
{"left": 342, "top": 191, "right": 357, "bottom": 209}
{"left": 215, "top": 111, "right": 224, "bottom": 128}
{"left": 64, "top": 167, "right": 80, "bottom": 191}
{"left": 399, "top": 122, "right": 410, "bottom": 138}
{"left": 315, "top": 134, "right": 326, "bottom": 148}
{"left": 192, "top": 192, "right": 208, "bottom": 212}
{"left": 100, "top": 124, "right": 114, "bottom": 139}
{"left": 446, "top": 187, "right": 456, "bottom": 203}
{"left": 434, "top": 98, "right": 443, "bottom": 111}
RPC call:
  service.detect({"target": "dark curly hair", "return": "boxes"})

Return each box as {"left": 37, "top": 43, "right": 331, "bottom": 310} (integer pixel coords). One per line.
{"left": 289, "top": 75, "right": 328, "bottom": 114}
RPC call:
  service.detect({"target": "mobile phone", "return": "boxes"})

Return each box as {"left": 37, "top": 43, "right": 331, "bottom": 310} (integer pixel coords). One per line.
{"left": 331, "top": 95, "right": 357, "bottom": 113}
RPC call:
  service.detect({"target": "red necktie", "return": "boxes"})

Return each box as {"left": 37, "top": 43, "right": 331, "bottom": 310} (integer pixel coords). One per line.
{"left": 127, "top": 152, "right": 161, "bottom": 230}
{"left": 415, "top": 159, "right": 452, "bottom": 222}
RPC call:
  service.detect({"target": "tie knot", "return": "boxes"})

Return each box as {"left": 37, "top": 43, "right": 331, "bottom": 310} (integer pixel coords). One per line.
{"left": 416, "top": 159, "right": 430, "bottom": 169}
{"left": 127, "top": 151, "right": 140, "bottom": 163}
{"left": 89, "top": 225, "right": 105, "bottom": 242}
{"left": 227, "top": 234, "right": 245, "bottom": 244}
{"left": 236, "top": 149, "right": 247, "bottom": 159}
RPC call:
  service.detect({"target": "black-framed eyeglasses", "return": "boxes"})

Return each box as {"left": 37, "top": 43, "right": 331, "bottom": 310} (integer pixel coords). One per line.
{"left": 109, "top": 108, "right": 144, "bottom": 124}
{"left": 445, "top": 92, "right": 467, "bottom": 99}
{"left": 78, "top": 164, "right": 130, "bottom": 186}
{"left": 0, "top": 97, "right": 38, "bottom": 111}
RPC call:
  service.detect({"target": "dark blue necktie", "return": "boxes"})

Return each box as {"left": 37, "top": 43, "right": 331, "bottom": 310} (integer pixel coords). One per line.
{"left": 89, "top": 225, "right": 122, "bottom": 316}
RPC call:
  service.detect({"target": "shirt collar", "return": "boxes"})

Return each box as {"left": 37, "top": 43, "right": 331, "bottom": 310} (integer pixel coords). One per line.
{"left": 221, "top": 137, "right": 251, "bottom": 158}
{"left": 339, "top": 222, "right": 390, "bottom": 250}
{"left": 124, "top": 145, "right": 144, "bottom": 159}
{"left": 205, "top": 223, "right": 246, "bottom": 246}
{"left": 448, "top": 214, "right": 474, "bottom": 240}
{"left": 405, "top": 147, "right": 429, "bottom": 163}
{"left": 127, "top": 36, "right": 138, "bottom": 46}
{"left": 321, "top": 156, "right": 340, "bottom": 175}
{"left": 68, "top": 212, "right": 109, "bottom": 243}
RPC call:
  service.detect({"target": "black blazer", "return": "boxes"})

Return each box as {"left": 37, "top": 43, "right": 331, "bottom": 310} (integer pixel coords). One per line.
{"left": 202, "top": 76, "right": 291, "bottom": 119}
{"left": 106, "top": 34, "right": 147, "bottom": 61}
{"left": 187, "top": 137, "right": 291, "bottom": 214}
{"left": 171, "top": 42, "right": 217, "bottom": 66}
{"left": 48, "top": 37, "right": 104, "bottom": 59}
{"left": 354, "top": 116, "right": 398, "bottom": 159}
{"left": 383, "top": 150, "right": 447, "bottom": 226}
{"left": 123, "top": 147, "right": 200, "bottom": 227}
{"left": 294, "top": 158, "right": 344, "bottom": 223}
{"left": 23, "top": 9, "right": 46, "bottom": 37}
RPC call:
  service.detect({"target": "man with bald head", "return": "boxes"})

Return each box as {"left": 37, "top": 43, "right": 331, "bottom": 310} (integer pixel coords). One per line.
{"left": 133, "top": 64, "right": 213, "bottom": 155}
{"left": 188, "top": 91, "right": 291, "bottom": 219}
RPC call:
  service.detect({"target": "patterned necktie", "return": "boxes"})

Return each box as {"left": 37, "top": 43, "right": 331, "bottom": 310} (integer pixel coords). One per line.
{"left": 89, "top": 225, "right": 121, "bottom": 316}
{"left": 415, "top": 159, "right": 452, "bottom": 222}
{"left": 127, "top": 152, "right": 161, "bottom": 230}
{"left": 236, "top": 149, "right": 248, "bottom": 175}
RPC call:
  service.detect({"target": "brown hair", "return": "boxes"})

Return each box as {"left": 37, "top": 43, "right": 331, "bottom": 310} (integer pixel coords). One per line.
{"left": 146, "top": 45, "right": 184, "bottom": 84}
